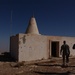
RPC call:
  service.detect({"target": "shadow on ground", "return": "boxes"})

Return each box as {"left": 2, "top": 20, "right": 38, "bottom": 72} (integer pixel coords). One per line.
{"left": 35, "top": 61, "right": 75, "bottom": 68}
{"left": 34, "top": 71, "right": 75, "bottom": 75}
{"left": 34, "top": 61, "right": 75, "bottom": 75}
{"left": 0, "top": 52, "right": 15, "bottom": 62}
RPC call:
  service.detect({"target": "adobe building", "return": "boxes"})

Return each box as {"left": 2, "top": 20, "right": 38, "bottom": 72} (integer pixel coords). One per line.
{"left": 10, "top": 16, "right": 75, "bottom": 62}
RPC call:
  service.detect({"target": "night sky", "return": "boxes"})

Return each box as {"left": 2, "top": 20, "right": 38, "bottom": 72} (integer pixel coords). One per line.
{"left": 0, "top": 0, "right": 75, "bottom": 52}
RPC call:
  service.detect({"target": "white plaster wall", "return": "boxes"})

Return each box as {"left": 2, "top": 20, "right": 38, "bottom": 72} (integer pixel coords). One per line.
{"left": 10, "top": 34, "right": 75, "bottom": 62}
{"left": 18, "top": 34, "right": 49, "bottom": 62}
{"left": 48, "top": 36, "right": 75, "bottom": 57}
{"left": 60, "top": 36, "right": 75, "bottom": 57}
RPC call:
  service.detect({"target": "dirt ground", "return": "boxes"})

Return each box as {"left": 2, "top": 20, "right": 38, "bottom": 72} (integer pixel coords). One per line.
{"left": 0, "top": 52, "right": 75, "bottom": 75}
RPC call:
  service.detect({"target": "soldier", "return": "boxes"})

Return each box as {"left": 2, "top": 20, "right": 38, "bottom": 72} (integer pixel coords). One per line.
{"left": 60, "top": 41, "right": 70, "bottom": 66}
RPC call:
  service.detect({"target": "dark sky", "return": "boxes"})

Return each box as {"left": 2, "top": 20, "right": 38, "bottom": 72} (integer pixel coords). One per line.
{"left": 0, "top": 0, "right": 75, "bottom": 52}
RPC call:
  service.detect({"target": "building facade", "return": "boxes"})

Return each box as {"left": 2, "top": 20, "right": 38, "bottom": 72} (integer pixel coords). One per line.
{"left": 10, "top": 16, "right": 75, "bottom": 62}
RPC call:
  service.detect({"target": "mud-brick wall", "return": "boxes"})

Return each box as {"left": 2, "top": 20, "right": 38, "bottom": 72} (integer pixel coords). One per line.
{"left": 10, "top": 35, "right": 19, "bottom": 60}
{"left": 18, "top": 34, "right": 49, "bottom": 62}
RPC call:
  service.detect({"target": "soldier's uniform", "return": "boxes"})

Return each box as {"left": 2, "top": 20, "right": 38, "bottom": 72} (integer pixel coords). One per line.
{"left": 60, "top": 41, "right": 70, "bottom": 66}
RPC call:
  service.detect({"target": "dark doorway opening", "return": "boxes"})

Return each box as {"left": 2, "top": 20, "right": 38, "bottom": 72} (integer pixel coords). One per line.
{"left": 51, "top": 41, "right": 59, "bottom": 57}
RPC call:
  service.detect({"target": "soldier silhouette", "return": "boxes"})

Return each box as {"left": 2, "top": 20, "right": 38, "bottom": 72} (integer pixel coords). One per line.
{"left": 60, "top": 41, "right": 70, "bottom": 66}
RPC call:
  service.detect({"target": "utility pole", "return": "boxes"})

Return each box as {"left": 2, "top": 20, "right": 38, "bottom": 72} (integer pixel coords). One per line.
{"left": 10, "top": 10, "right": 13, "bottom": 36}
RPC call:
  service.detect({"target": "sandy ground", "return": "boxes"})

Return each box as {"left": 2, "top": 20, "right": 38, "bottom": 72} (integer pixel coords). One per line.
{"left": 0, "top": 52, "right": 75, "bottom": 75}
